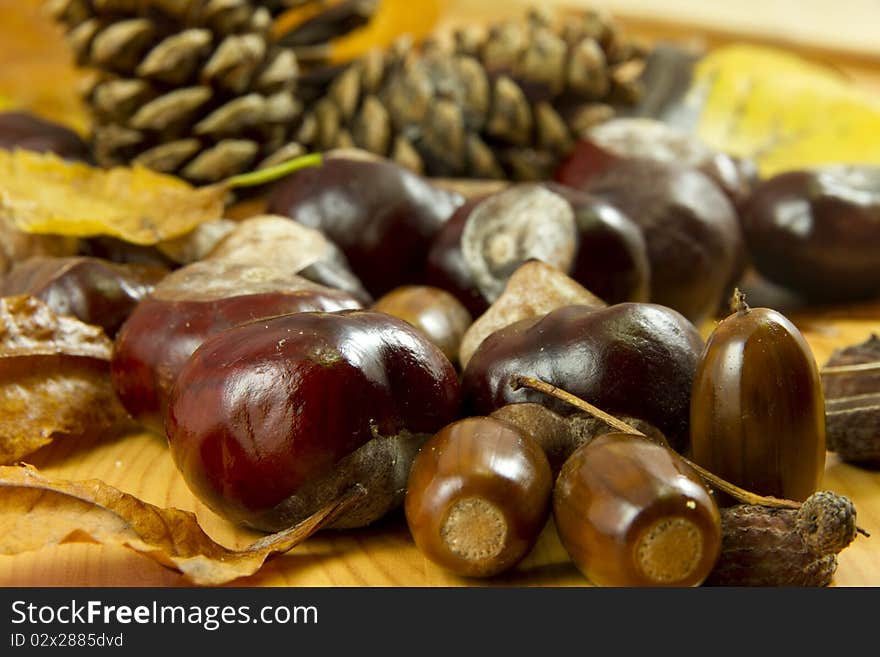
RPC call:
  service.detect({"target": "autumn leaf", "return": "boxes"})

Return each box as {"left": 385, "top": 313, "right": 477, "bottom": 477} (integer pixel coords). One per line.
{"left": 0, "top": 149, "right": 227, "bottom": 245}
{"left": 0, "top": 464, "right": 366, "bottom": 585}
{"left": 0, "top": 295, "right": 131, "bottom": 464}
{"left": 687, "top": 44, "right": 880, "bottom": 177}
{"left": 0, "top": 211, "right": 79, "bottom": 276}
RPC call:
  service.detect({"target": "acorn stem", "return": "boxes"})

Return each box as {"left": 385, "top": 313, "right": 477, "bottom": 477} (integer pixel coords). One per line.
{"left": 730, "top": 287, "right": 750, "bottom": 315}
{"left": 510, "top": 374, "right": 800, "bottom": 509}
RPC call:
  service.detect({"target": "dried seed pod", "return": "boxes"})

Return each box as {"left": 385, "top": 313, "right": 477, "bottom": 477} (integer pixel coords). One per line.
{"left": 707, "top": 491, "right": 859, "bottom": 587}
{"left": 553, "top": 432, "right": 722, "bottom": 587}
{"left": 821, "top": 334, "right": 880, "bottom": 465}
{"left": 690, "top": 292, "right": 826, "bottom": 501}
{"left": 371, "top": 285, "right": 473, "bottom": 364}
{"left": 404, "top": 416, "right": 553, "bottom": 578}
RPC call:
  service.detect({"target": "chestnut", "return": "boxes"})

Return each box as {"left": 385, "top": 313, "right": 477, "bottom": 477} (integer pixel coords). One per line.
{"left": 424, "top": 184, "right": 650, "bottom": 313}
{"left": 458, "top": 259, "right": 605, "bottom": 370}
{"left": 462, "top": 302, "right": 704, "bottom": 454}
{"left": 740, "top": 166, "right": 880, "bottom": 302}
{"left": 266, "top": 153, "right": 464, "bottom": 297}
{"left": 111, "top": 260, "right": 362, "bottom": 434}
{"left": 557, "top": 118, "right": 755, "bottom": 207}
{"left": 546, "top": 184, "right": 651, "bottom": 305}
{"left": 371, "top": 285, "right": 473, "bottom": 364}
{"left": 404, "top": 416, "right": 552, "bottom": 578}
{"left": 690, "top": 292, "right": 826, "bottom": 501}
{"left": 0, "top": 111, "right": 91, "bottom": 161}
{"left": 166, "top": 310, "right": 462, "bottom": 532}
{"left": 0, "top": 256, "right": 167, "bottom": 336}
{"left": 556, "top": 147, "right": 745, "bottom": 324}
{"left": 423, "top": 196, "right": 491, "bottom": 317}
{"left": 553, "top": 432, "right": 722, "bottom": 587}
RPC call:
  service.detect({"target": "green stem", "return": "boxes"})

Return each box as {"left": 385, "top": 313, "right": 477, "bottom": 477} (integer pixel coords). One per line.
{"left": 222, "top": 152, "right": 323, "bottom": 189}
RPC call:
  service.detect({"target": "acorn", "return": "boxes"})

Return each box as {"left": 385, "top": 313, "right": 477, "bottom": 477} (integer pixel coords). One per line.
{"left": 404, "top": 416, "right": 552, "bottom": 578}
{"left": 553, "top": 432, "right": 722, "bottom": 587}
{"left": 689, "top": 290, "right": 826, "bottom": 502}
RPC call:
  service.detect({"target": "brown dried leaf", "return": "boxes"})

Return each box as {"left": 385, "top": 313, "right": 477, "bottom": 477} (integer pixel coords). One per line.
{"left": 0, "top": 212, "right": 79, "bottom": 277}
{"left": 0, "top": 295, "right": 130, "bottom": 464}
{"left": 0, "top": 464, "right": 366, "bottom": 585}
{"left": 0, "top": 149, "right": 227, "bottom": 245}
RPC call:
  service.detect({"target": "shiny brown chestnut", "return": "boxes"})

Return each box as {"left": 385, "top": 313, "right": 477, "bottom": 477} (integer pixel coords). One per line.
{"left": 556, "top": 146, "right": 745, "bottom": 324}
{"left": 111, "top": 260, "right": 362, "bottom": 434}
{"left": 690, "top": 292, "right": 826, "bottom": 501}
{"left": 557, "top": 118, "right": 755, "bottom": 207}
{"left": 458, "top": 259, "right": 605, "bottom": 370}
{"left": 423, "top": 196, "right": 491, "bottom": 317}
{"left": 554, "top": 432, "right": 722, "bottom": 587}
{"left": 266, "top": 154, "right": 463, "bottom": 297}
{"left": 424, "top": 184, "right": 650, "bottom": 312}
{"left": 0, "top": 256, "right": 167, "bottom": 336}
{"left": 404, "top": 416, "right": 552, "bottom": 578}
{"left": 740, "top": 166, "right": 880, "bottom": 302}
{"left": 166, "top": 310, "right": 462, "bottom": 532}
{"left": 371, "top": 285, "right": 473, "bottom": 364}
{"left": 547, "top": 184, "right": 651, "bottom": 305}
{"left": 462, "top": 303, "right": 704, "bottom": 454}
{"left": 0, "top": 111, "right": 91, "bottom": 161}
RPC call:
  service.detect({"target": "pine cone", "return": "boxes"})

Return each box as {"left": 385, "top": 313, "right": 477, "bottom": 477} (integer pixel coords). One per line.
{"left": 48, "top": 0, "right": 377, "bottom": 183}
{"left": 293, "top": 8, "right": 647, "bottom": 180}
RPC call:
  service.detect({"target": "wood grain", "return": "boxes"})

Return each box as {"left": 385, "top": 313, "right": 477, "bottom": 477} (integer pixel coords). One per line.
{"left": 1, "top": 1, "right": 879, "bottom": 587}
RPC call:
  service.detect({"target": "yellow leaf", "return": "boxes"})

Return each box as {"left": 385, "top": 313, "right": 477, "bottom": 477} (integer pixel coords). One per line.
{"left": 0, "top": 149, "right": 227, "bottom": 245}
{"left": 690, "top": 44, "right": 880, "bottom": 177}
{"left": 0, "top": 95, "right": 12, "bottom": 111}
{"left": 330, "top": 0, "right": 442, "bottom": 63}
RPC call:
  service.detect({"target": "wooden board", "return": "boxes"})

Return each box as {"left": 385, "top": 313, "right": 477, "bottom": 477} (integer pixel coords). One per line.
{"left": 1, "top": 1, "right": 879, "bottom": 587}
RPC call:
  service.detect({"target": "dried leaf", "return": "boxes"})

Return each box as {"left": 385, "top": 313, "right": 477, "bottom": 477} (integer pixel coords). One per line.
{"left": 0, "top": 212, "right": 79, "bottom": 277}
{"left": 0, "top": 295, "right": 130, "bottom": 464}
{"left": 0, "top": 464, "right": 366, "bottom": 585}
{"left": 0, "top": 149, "right": 227, "bottom": 245}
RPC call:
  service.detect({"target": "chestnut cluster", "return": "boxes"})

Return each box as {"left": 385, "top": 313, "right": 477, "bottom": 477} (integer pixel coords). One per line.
{"left": 0, "top": 109, "right": 859, "bottom": 587}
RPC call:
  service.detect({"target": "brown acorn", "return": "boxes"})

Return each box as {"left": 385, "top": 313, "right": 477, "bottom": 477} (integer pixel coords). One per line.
{"left": 689, "top": 291, "right": 826, "bottom": 502}
{"left": 404, "top": 416, "right": 553, "bottom": 578}
{"left": 553, "top": 432, "right": 721, "bottom": 587}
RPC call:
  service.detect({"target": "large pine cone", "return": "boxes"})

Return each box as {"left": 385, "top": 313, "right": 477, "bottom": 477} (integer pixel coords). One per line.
{"left": 48, "top": 0, "right": 376, "bottom": 183}
{"left": 293, "top": 8, "right": 647, "bottom": 180}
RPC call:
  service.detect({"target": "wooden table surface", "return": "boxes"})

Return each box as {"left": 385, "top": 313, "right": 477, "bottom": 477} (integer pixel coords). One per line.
{"left": 1, "top": 1, "right": 879, "bottom": 587}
